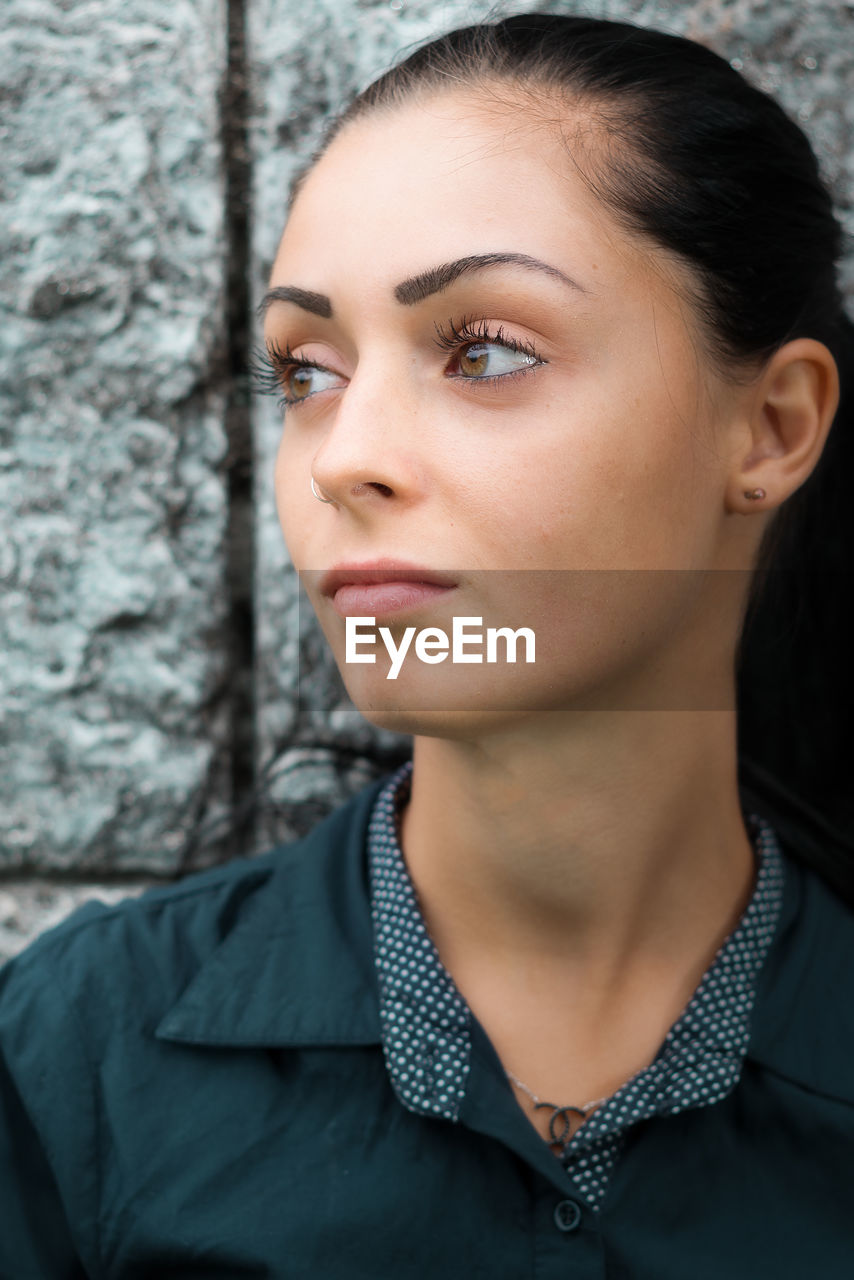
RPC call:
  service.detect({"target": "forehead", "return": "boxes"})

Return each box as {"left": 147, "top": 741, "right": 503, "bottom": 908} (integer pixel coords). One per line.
{"left": 278, "top": 93, "right": 622, "bottom": 271}
{"left": 270, "top": 87, "right": 695, "bottom": 331}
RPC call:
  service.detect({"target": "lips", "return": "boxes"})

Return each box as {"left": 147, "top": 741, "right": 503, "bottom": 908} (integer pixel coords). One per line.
{"left": 319, "top": 561, "right": 458, "bottom": 596}
{"left": 318, "top": 561, "right": 459, "bottom": 619}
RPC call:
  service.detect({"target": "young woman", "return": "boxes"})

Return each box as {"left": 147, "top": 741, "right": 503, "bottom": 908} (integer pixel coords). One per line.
{"left": 2, "top": 12, "right": 852, "bottom": 1277}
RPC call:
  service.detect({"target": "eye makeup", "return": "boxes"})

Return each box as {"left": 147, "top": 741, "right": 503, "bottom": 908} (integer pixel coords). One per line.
{"left": 252, "top": 313, "right": 548, "bottom": 410}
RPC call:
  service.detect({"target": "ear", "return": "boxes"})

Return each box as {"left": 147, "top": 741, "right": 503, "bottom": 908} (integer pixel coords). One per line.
{"left": 726, "top": 338, "right": 840, "bottom": 513}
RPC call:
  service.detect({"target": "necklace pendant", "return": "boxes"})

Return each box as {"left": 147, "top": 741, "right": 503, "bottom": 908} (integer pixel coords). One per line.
{"left": 533, "top": 1100, "right": 588, "bottom": 1147}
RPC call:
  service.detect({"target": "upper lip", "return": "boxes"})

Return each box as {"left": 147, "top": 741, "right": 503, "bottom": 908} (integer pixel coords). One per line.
{"left": 318, "top": 560, "right": 459, "bottom": 597}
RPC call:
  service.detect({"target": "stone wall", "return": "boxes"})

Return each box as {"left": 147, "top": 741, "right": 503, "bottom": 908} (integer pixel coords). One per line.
{"left": 2, "top": 0, "right": 852, "bottom": 962}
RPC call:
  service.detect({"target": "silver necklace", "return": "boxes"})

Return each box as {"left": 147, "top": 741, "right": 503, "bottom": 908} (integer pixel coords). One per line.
{"left": 505, "top": 1070, "right": 610, "bottom": 1146}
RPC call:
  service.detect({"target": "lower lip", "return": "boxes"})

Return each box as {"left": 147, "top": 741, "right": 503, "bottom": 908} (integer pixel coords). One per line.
{"left": 331, "top": 581, "right": 456, "bottom": 618}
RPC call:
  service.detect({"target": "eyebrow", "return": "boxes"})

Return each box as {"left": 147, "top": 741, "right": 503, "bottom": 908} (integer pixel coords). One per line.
{"left": 257, "top": 252, "right": 586, "bottom": 319}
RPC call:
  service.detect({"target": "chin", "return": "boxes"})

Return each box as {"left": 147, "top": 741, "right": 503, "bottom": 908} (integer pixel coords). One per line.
{"left": 340, "top": 668, "right": 567, "bottom": 739}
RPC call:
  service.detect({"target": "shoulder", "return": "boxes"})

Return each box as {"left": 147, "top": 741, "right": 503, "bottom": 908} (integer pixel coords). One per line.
{"left": 0, "top": 855, "right": 290, "bottom": 1146}
{"left": 748, "top": 835, "right": 854, "bottom": 1106}
{"left": 0, "top": 856, "right": 275, "bottom": 1275}
{"left": 0, "top": 851, "right": 276, "bottom": 1026}
{"left": 0, "top": 771, "right": 386, "bottom": 1046}
{"left": 775, "top": 837, "right": 854, "bottom": 984}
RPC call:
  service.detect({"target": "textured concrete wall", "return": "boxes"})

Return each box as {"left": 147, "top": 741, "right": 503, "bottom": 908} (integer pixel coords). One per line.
{"left": 2, "top": 0, "right": 852, "bottom": 961}
{"left": 1, "top": 0, "right": 232, "bottom": 953}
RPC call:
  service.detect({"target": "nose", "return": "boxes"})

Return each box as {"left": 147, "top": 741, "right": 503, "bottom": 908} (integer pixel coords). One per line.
{"left": 309, "top": 359, "right": 423, "bottom": 513}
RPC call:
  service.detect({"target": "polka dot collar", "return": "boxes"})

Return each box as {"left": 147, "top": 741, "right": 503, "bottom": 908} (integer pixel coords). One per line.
{"left": 367, "top": 760, "right": 786, "bottom": 1209}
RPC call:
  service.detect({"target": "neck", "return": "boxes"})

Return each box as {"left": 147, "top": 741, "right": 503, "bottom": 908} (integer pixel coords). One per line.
{"left": 398, "top": 708, "right": 757, "bottom": 1011}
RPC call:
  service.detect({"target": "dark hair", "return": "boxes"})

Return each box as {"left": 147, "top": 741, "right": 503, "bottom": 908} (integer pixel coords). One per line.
{"left": 274, "top": 13, "right": 854, "bottom": 896}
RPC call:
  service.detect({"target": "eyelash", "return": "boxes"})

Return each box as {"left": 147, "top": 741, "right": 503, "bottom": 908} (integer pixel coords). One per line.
{"left": 251, "top": 314, "right": 545, "bottom": 410}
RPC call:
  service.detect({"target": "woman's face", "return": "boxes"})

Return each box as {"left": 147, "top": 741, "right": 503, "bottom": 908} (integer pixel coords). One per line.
{"left": 266, "top": 89, "right": 758, "bottom": 733}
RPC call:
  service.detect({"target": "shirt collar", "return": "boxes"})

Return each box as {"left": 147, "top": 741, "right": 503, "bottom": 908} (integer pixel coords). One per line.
{"left": 367, "top": 761, "right": 787, "bottom": 1133}
{"left": 154, "top": 771, "right": 854, "bottom": 1110}
{"left": 155, "top": 777, "right": 387, "bottom": 1049}
{"left": 368, "top": 761, "right": 472, "bottom": 1121}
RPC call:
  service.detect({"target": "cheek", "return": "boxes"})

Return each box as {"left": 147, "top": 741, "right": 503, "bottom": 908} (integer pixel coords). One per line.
{"left": 526, "top": 382, "right": 707, "bottom": 570}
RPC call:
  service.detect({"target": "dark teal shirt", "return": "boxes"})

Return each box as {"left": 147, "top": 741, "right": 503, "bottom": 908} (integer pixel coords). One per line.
{"left": 2, "top": 774, "right": 854, "bottom": 1278}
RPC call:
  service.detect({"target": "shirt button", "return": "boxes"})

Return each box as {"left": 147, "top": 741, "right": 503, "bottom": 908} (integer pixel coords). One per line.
{"left": 553, "top": 1198, "right": 582, "bottom": 1232}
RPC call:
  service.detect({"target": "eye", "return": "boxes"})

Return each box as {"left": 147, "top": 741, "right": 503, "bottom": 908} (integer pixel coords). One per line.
{"left": 252, "top": 317, "right": 547, "bottom": 412}
{"left": 433, "top": 315, "right": 545, "bottom": 389}
{"left": 250, "top": 340, "right": 344, "bottom": 409}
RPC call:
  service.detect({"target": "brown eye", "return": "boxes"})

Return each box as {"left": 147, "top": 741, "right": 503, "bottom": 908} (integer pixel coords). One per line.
{"left": 454, "top": 341, "right": 540, "bottom": 379}
{"left": 253, "top": 337, "right": 349, "bottom": 411}
{"left": 458, "top": 344, "right": 491, "bottom": 376}
{"left": 287, "top": 367, "right": 316, "bottom": 401}
{"left": 276, "top": 360, "right": 345, "bottom": 407}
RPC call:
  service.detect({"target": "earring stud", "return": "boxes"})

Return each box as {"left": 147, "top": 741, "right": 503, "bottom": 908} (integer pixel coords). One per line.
{"left": 743, "top": 487, "right": 766, "bottom": 500}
